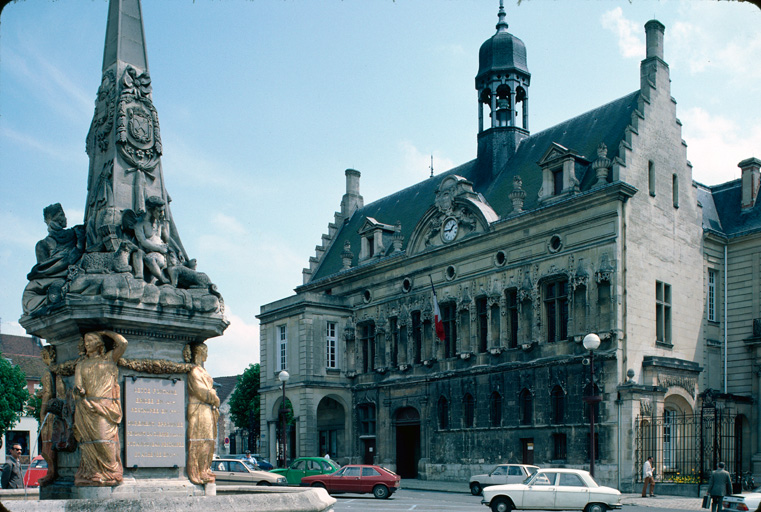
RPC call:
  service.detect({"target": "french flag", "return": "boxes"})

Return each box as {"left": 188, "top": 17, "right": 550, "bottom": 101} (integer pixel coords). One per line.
{"left": 431, "top": 279, "right": 445, "bottom": 342}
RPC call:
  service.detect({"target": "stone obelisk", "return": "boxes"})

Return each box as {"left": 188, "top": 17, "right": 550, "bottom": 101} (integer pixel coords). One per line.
{"left": 20, "top": 0, "right": 228, "bottom": 500}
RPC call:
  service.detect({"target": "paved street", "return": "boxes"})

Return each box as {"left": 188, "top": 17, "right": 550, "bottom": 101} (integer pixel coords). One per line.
{"left": 330, "top": 488, "right": 702, "bottom": 512}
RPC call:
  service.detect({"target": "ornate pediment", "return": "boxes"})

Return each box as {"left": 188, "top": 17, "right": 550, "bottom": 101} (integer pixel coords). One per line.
{"left": 406, "top": 175, "right": 498, "bottom": 255}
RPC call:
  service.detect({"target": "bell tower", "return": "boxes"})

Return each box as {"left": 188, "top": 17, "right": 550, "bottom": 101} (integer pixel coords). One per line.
{"left": 475, "top": 1, "right": 531, "bottom": 181}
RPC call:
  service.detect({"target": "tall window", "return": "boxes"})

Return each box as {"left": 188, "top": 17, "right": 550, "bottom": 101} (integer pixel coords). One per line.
{"left": 553, "top": 168, "right": 563, "bottom": 195}
{"left": 708, "top": 270, "right": 717, "bottom": 322}
{"left": 551, "top": 386, "right": 565, "bottom": 424}
{"left": 553, "top": 433, "right": 567, "bottom": 460}
{"left": 411, "top": 311, "right": 422, "bottom": 364}
{"left": 490, "top": 391, "right": 502, "bottom": 427}
{"left": 519, "top": 389, "right": 533, "bottom": 425}
{"left": 326, "top": 321, "right": 337, "bottom": 369}
{"left": 277, "top": 325, "right": 287, "bottom": 371}
{"left": 360, "top": 323, "right": 375, "bottom": 373}
{"left": 463, "top": 393, "right": 475, "bottom": 428}
{"left": 506, "top": 289, "right": 518, "bottom": 348}
{"left": 358, "top": 404, "right": 376, "bottom": 436}
{"left": 390, "top": 317, "right": 399, "bottom": 366}
{"left": 656, "top": 281, "right": 672, "bottom": 344}
{"left": 442, "top": 303, "right": 457, "bottom": 358}
{"left": 648, "top": 160, "right": 656, "bottom": 196}
{"left": 544, "top": 280, "right": 569, "bottom": 342}
{"left": 438, "top": 397, "right": 449, "bottom": 429}
{"left": 672, "top": 174, "right": 679, "bottom": 208}
{"left": 477, "top": 297, "right": 488, "bottom": 353}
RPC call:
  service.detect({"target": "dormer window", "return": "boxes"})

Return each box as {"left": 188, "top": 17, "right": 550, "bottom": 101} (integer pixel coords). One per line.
{"left": 358, "top": 217, "right": 395, "bottom": 262}
{"left": 537, "top": 142, "right": 586, "bottom": 203}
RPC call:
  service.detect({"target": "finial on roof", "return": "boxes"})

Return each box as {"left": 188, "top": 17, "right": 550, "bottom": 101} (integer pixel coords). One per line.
{"left": 496, "top": 0, "right": 508, "bottom": 32}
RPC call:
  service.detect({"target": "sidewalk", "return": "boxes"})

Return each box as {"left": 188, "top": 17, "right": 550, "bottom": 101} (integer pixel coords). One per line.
{"left": 400, "top": 479, "right": 703, "bottom": 509}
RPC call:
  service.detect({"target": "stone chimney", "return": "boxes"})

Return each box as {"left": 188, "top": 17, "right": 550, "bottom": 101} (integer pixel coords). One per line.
{"left": 644, "top": 20, "right": 665, "bottom": 60}
{"left": 340, "top": 169, "right": 364, "bottom": 218}
{"left": 740, "top": 158, "right": 761, "bottom": 211}
{"left": 640, "top": 20, "right": 669, "bottom": 97}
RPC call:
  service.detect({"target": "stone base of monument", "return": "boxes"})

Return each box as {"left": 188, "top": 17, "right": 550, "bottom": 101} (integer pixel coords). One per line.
{"left": 3, "top": 487, "right": 335, "bottom": 512}
{"left": 39, "top": 476, "right": 213, "bottom": 501}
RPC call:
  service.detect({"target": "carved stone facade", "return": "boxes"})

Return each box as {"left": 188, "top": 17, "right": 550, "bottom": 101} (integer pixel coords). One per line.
{"left": 259, "top": 9, "right": 759, "bottom": 494}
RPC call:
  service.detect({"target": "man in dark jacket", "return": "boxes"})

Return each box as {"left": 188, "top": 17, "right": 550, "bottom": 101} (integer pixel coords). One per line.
{"left": 1, "top": 444, "right": 23, "bottom": 489}
{"left": 706, "top": 462, "right": 733, "bottom": 512}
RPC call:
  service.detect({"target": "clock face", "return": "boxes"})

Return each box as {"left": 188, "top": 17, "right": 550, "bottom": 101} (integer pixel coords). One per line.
{"left": 442, "top": 218, "right": 458, "bottom": 242}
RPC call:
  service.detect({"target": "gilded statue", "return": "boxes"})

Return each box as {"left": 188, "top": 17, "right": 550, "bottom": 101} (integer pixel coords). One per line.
{"left": 73, "top": 330, "right": 127, "bottom": 486}
{"left": 185, "top": 343, "right": 219, "bottom": 485}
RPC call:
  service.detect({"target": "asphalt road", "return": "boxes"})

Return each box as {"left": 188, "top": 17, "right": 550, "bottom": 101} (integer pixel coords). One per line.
{"left": 329, "top": 488, "right": 697, "bottom": 512}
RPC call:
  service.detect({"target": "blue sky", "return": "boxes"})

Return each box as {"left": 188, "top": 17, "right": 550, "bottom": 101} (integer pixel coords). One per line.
{"left": 1, "top": 0, "right": 759, "bottom": 377}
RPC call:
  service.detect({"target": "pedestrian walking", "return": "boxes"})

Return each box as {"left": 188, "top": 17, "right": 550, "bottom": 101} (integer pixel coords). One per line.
{"left": 1, "top": 444, "right": 23, "bottom": 489}
{"left": 642, "top": 456, "right": 655, "bottom": 497}
{"left": 706, "top": 462, "right": 733, "bottom": 512}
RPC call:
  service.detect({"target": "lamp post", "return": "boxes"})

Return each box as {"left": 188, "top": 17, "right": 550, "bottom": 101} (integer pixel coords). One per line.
{"left": 582, "top": 333, "right": 601, "bottom": 477}
{"left": 278, "top": 370, "right": 290, "bottom": 468}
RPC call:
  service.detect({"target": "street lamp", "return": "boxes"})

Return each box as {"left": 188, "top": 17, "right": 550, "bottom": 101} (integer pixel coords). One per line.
{"left": 582, "top": 333, "right": 601, "bottom": 477}
{"left": 278, "top": 370, "right": 290, "bottom": 468}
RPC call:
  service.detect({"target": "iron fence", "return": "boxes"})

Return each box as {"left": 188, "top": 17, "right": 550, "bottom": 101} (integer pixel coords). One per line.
{"left": 635, "top": 407, "right": 737, "bottom": 484}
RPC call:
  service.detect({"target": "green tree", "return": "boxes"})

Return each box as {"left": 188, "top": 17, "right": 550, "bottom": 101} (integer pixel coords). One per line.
{"left": 0, "top": 352, "right": 29, "bottom": 437}
{"left": 228, "top": 363, "right": 260, "bottom": 432}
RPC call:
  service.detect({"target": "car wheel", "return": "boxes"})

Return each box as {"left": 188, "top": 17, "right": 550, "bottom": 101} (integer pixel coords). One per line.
{"left": 470, "top": 482, "right": 483, "bottom": 495}
{"left": 373, "top": 485, "right": 390, "bottom": 499}
{"left": 490, "top": 497, "right": 513, "bottom": 512}
{"left": 585, "top": 504, "right": 607, "bottom": 512}
{"left": 311, "top": 482, "right": 326, "bottom": 489}
{"left": 256, "top": 481, "right": 271, "bottom": 486}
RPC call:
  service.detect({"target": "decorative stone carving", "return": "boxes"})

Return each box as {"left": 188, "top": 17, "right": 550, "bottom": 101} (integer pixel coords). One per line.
{"left": 640, "top": 397, "right": 653, "bottom": 417}
{"left": 392, "top": 221, "right": 404, "bottom": 252}
{"left": 592, "top": 142, "right": 612, "bottom": 188}
{"left": 510, "top": 175, "right": 526, "bottom": 213}
{"left": 595, "top": 253, "right": 615, "bottom": 283}
{"left": 658, "top": 373, "right": 698, "bottom": 398}
{"left": 86, "top": 70, "right": 117, "bottom": 156}
{"left": 341, "top": 241, "right": 353, "bottom": 270}
{"left": 184, "top": 343, "right": 219, "bottom": 485}
{"left": 22, "top": 204, "right": 86, "bottom": 315}
{"left": 73, "top": 330, "right": 127, "bottom": 487}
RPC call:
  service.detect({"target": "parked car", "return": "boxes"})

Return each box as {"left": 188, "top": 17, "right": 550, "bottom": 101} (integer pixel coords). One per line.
{"left": 22, "top": 455, "right": 47, "bottom": 487}
{"left": 481, "top": 468, "right": 622, "bottom": 512}
{"left": 211, "top": 458, "right": 288, "bottom": 486}
{"left": 270, "top": 456, "right": 340, "bottom": 485}
{"left": 723, "top": 490, "right": 761, "bottom": 511}
{"left": 301, "top": 464, "right": 400, "bottom": 499}
{"left": 470, "top": 464, "right": 540, "bottom": 495}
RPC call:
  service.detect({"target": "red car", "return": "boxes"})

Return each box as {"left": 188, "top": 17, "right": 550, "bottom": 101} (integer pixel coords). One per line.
{"left": 301, "top": 464, "right": 400, "bottom": 499}
{"left": 23, "top": 456, "right": 48, "bottom": 487}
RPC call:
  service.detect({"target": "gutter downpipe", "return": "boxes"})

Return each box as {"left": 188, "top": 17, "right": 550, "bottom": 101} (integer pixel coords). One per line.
{"left": 724, "top": 243, "right": 728, "bottom": 393}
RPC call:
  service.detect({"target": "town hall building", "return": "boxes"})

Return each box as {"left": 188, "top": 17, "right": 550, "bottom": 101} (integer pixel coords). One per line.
{"left": 258, "top": 4, "right": 761, "bottom": 490}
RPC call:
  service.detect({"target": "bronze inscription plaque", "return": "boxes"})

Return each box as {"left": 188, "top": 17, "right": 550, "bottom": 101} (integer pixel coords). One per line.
{"left": 124, "top": 377, "right": 185, "bottom": 468}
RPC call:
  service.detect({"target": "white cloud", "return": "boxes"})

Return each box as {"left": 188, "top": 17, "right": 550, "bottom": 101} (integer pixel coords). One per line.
{"left": 600, "top": 8, "right": 644, "bottom": 59}
{"left": 204, "top": 309, "right": 260, "bottom": 378}
{"left": 681, "top": 107, "right": 761, "bottom": 186}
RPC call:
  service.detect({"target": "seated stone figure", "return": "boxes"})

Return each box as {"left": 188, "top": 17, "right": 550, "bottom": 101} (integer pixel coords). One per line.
{"left": 22, "top": 203, "right": 85, "bottom": 314}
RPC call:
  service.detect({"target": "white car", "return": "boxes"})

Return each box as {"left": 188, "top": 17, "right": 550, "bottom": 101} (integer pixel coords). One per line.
{"left": 470, "top": 464, "right": 540, "bottom": 495}
{"left": 481, "top": 468, "right": 622, "bottom": 512}
{"left": 211, "top": 458, "right": 288, "bottom": 486}
{"left": 723, "top": 491, "right": 761, "bottom": 511}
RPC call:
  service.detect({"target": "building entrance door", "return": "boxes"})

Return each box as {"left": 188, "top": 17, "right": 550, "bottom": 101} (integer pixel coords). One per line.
{"left": 362, "top": 438, "right": 376, "bottom": 464}
{"left": 395, "top": 407, "right": 421, "bottom": 478}
{"left": 521, "top": 438, "right": 534, "bottom": 465}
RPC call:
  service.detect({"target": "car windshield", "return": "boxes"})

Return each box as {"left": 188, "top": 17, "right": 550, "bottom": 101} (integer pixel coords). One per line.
{"left": 241, "top": 460, "right": 257, "bottom": 470}
{"left": 586, "top": 474, "right": 601, "bottom": 488}
{"left": 32, "top": 459, "right": 48, "bottom": 469}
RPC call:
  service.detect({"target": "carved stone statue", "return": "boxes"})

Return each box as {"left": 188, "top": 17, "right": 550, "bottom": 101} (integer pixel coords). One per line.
{"left": 133, "top": 195, "right": 171, "bottom": 284}
{"left": 22, "top": 204, "right": 85, "bottom": 314}
{"left": 73, "top": 330, "right": 127, "bottom": 487}
{"left": 184, "top": 343, "right": 219, "bottom": 485}
{"left": 38, "top": 346, "right": 58, "bottom": 486}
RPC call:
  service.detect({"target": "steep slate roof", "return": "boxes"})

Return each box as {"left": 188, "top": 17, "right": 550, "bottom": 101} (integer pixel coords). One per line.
{"left": 310, "top": 91, "right": 640, "bottom": 282}
{"left": 214, "top": 375, "right": 240, "bottom": 405}
{"left": 0, "top": 333, "right": 46, "bottom": 380}
{"left": 705, "top": 180, "right": 761, "bottom": 238}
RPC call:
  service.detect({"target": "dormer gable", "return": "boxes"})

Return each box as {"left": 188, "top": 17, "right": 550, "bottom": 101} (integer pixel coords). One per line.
{"left": 358, "top": 217, "right": 396, "bottom": 261}
{"left": 407, "top": 175, "right": 498, "bottom": 255}
{"left": 537, "top": 142, "right": 588, "bottom": 203}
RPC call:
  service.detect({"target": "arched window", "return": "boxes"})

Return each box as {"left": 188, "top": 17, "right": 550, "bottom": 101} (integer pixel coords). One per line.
{"left": 551, "top": 386, "right": 565, "bottom": 424}
{"left": 463, "top": 393, "right": 475, "bottom": 428}
{"left": 519, "top": 389, "right": 533, "bottom": 425}
{"left": 438, "top": 396, "right": 449, "bottom": 430}
{"left": 490, "top": 391, "right": 503, "bottom": 427}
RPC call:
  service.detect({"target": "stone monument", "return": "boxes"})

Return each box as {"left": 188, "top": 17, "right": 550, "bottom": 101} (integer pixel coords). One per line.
{"left": 19, "top": 0, "right": 228, "bottom": 500}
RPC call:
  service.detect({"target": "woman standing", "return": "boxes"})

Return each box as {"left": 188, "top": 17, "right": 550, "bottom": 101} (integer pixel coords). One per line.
{"left": 185, "top": 343, "right": 219, "bottom": 485}
{"left": 73, "top": 330, "right": 127, "bottom": 486}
